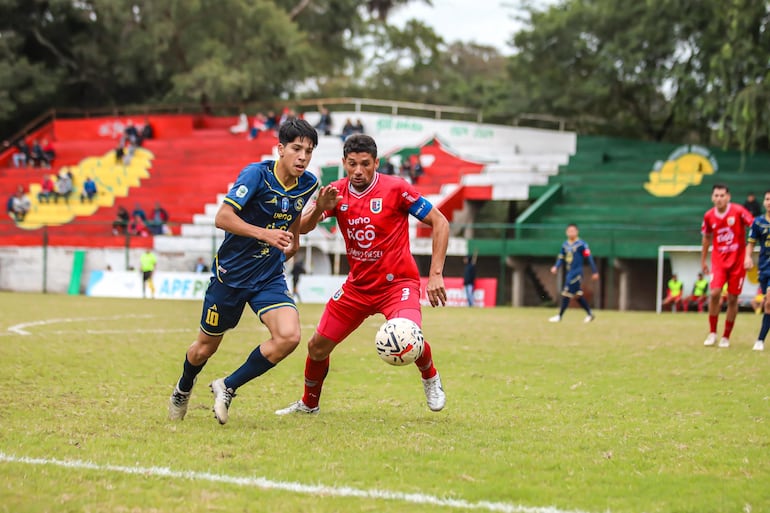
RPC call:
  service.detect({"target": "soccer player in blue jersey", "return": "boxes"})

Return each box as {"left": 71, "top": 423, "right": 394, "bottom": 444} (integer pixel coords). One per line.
{"left": 168, "top": 118, "right": 321, "bottom": 424}
{"left": 745, "top": 190, "right": 770, "bottom": 351}
{"left": 548, "top": 223, "right": 599, "bottom": 323}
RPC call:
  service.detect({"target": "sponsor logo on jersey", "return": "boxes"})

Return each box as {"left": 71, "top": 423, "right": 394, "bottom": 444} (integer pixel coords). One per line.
{"left": 281, "top": 197, "right": 290, "bottom": 212}
{"left": 266, "top": 196, "right": 278, "bottom": 204}
{"left": 370, "top": 198, "right": 382, "bottom": 214}
{"left": 294, "top": 198, "right": 305, "bottom": 211}
{"left": 236, "top": 185, "right": 249, "bottom": 198}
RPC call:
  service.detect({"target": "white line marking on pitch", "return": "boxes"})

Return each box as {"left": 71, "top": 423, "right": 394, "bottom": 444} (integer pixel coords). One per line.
{"left": 6, "top": 314, "right": 154, "bottom": 335}
{"left": 0, "top": 452, "right": 596, "bottom": 513}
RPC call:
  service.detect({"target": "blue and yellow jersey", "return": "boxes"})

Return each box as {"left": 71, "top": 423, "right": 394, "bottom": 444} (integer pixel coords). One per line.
{"left": 214, "top": 160, "right": 319, "bottom": 289}
{"left": 554, "top": 239, "right": 598, "bottom": 280}
{"left": 748, "top": 214, "right": 770, "bottom": 276}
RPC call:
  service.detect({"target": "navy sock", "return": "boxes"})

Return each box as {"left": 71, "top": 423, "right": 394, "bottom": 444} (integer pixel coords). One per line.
{"left": 224, "top": 345, "right": 276, "bottom": 391}
{"left": 759, "top": 313, "right": 770, "bottom": 341}
{"left": 559, "top": 296, "right": 569, "bottom": 317}
{"left": 178, "top": 355, "right": 206, "bottom": 393}
{"left": 577, "top": 296, "right": 592, "bottom": 315}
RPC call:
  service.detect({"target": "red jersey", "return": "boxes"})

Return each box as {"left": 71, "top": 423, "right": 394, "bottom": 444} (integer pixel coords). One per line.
{"left": 701, "top": 203, "right": 753, "bottom": 270}
{"left": 322, "top": 173, "right": 431, "bottom": 289}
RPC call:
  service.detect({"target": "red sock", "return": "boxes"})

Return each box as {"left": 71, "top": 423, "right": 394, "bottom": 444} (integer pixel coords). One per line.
{"left": 301, "top": 356, "right": 329, "bottom": 409}
{"left": 723, "top": 320, "right": 735, "bottom": 339}
{"left": 415, "top": 341, "right": 437, "bottom": 380}
{"left": 709, "top": 315, "right": 718, "bottom": 333}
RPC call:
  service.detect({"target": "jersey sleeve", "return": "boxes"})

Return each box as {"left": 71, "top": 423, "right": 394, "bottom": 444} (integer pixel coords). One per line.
{"left": 399, "top": 180, "right": 433, "bottom": 221}
{"left": 748, "top": 219, "right": 760, "bottom": 244}
{"left": 701, "top": 211, "right": 712, "bottom": 235}
{"left": 224, "top": 164, "right": 261, "bottom": 211}
{"left": 582, "top": 243, "right": 598, "bottom": 273}
{"left": 554, "top": 245, "right": 565, "bottom": 268}
{"left": 741, "top": 205, "right": 755, "bottom": 226}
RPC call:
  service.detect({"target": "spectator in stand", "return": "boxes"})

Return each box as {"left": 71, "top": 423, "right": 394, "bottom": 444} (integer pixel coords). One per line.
{"left": 463, "top": 252, "right": 478, "bottom": 307}
{"left": 3, "top": 139, "right": 30, "bottom": 168}
{"left": 123, "top": 119, "right": 140, "bottom": 146}
{"left": 743, "top": 193, "right": 762, "bottom": 218}
{"left": 141, "top": 117, "right": 154, "bottom": 142}
{"left": 37, "top": 174, "right": 56, "bottom": 203}
{"left": 128, "top": 212, "right": 150, "bottom": 237}
{"left": 662, "top": 273, "right": 685, "bottom": 312}
{"left": 41, "top": 138, "right": 55, "bottom": 165}
{"left": 80, "top": 176, "right": 97, "bottom": 203}
{"left": 149, "top": 201, "right": 170, "bottom": 235}
{"left": 408, "top": 155, "right": 424, "bottom": 185}
{"left": 30, "top": 139, "right": 50, "bottom": 168}
{"left": 194, "top": 257, "right": 209, "bottom": 273}
{"left": 399, "top": 159, "right": 412, "bottom": 182}
{"left": 264, "top": 110, "right": 278, "bottom": 133}
{"left": 8, "top": 185, "right": 31, "bottom": 222}
{"left": 229, "top": 112, "right": 249, "bottom": 135}
{"left": 112, "top": 206, "right": 130, "bottom": 235}
{"left": 378, "top": 159, "right": 395, "bottom": 175}
{"left": 248, "top": 113, "right": 268, "bottom": 140}
{"left": 353, "top": 118, "right": 365, "bottom": 135}
{"left": 132, "top": 202, "right": 147, "bottom": 222}
{"left": 54, "top": 169, "right": 73, "bottom": 203}
{"left": 340, "top": 118, "right": 355, "bottom": 141}
{"left": 315, "top": 106, "right": 332, "bottom": 136}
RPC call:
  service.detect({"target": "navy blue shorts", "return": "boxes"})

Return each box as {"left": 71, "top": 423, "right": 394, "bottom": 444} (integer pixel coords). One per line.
{"left": 199, "top": 274, "right": 296, "bottom": 336}
{"left": 561, "top": 274, "right": 584, "bottom": 297}
{"left": 760, "top": 272, "right": 770, "bottom": 296}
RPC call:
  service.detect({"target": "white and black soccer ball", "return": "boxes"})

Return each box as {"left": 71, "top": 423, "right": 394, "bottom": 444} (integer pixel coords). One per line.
{"left": 375, "top": 317, "right": 424, "bottom": 366}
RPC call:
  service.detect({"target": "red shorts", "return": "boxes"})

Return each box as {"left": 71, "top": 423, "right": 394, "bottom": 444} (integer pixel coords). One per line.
{"left": 316, "top": 279, "right": 422, "bottom": 344}
{"left": 710, "top": 265, "right": 745, "bottom": 296}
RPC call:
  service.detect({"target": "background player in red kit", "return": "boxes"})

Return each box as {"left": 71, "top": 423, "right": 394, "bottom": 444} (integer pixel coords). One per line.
{"left": 276, "top": 134, "right": 450, "bottom": 415}
{"left": 701, "top": 184, "right": 754, "bottom": 348}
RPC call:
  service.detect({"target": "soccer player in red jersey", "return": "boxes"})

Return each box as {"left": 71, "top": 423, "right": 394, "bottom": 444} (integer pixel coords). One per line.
{"left": 700, "top": 184, "right": 754, "bottom": 348}
{"left": 276, "top": 134, "right": 450, "bottom": 415}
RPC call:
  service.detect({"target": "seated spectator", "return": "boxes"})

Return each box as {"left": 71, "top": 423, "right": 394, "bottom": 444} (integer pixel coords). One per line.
{"left": 194, "top": 257, "right": 209, "bottom": 273}
{"left": 743, "top": 193, "right": 761, "bottom": 218}
{"left": 80, "top": 176, "right": 97, "bottom": 203}
{"left": 54, "top": 169, "right": 74, "bottom": 203}
{"left": 30, "top": 139, "right": 50, "bottom": 168}
{"left": 123, "top": 119, "right": 140, "bottom": 146}
{"left": 229, "top": 112, "right": 249, "bottom": 135}
{"left": 353, "top": 118, "right": 365, "bottom": 134}
{"left": 112, "top": 205, "right": 130, "bottom": 235}
{"left": 662, "top": 273, "right": 685, "bottom": 312}
{"left": 140, "top": 117, "right": 154, "bottom": 142}
{"left": 132, "top": 202, "right": 147, "bottom": 222}
{"left": 378, "top": 159, "right": 395, "bottom": 175}
{"left": 340, "top": 118, "right": 355, "bottom": 141}
{"left": 41, "top": 138, "right": 55, "bottom": 165}
{"left": 264, "top": 110, "right": 278, "bottom": 132}
{"left": 409, "top": 157, "right": 424, "bottom": 185}
{"left": 37, "top": 174, "right": 56, "bottom": 203}
{"left": 685, "top": 272, "right": 709, "bottom": 313}
{"left": 148, "top": 201, "right": 170, "bottom": 235}
{"left": 8, "top": 185, "right": 31, "bottom": 222}
{"left": 128, "top": 212, "right": 150, "bottom": 237}
{"left": 248, "top": 113, "right": 268, "bottom": 140}
{"left": 315, "top": 106, "right": 332, "bottom": 136}
{"left": 399, "top": 160, "right": 412, "bottom": 182}
{"left": 3, "top": 139, "right": 30, "bottom": 168}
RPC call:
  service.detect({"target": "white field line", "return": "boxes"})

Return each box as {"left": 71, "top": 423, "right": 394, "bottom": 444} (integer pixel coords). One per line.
{"left": 5, "top": 314, "right": 154, "bottom": 335}
{"left": 0, "top": 452, "right": 598, "bottom": 513}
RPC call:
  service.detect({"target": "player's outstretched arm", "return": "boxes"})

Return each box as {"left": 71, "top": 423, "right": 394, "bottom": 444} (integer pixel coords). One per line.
{"left": 215, "top": 203, "right": 293, "bottom": 251}
{"left": 299, "top": 185, "right": 340, "bottom": 234}
{"left": 421, "top": 207, "right": 449, "bottom": 307}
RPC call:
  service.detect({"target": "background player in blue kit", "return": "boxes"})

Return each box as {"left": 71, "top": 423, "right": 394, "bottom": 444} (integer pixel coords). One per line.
{"left": 168, "top": 118, "right": 320, "bottom": 424}
{"left": 549, "top": 223, "right": 599, "bottom": 323}
{"left": 745, "top": 189, "right": 770, "bottom": 351}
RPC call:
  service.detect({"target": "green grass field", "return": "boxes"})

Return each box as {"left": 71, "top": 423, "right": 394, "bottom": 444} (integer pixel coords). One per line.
{"left": 0, "top": 291, "right": 768, "bottom": 513}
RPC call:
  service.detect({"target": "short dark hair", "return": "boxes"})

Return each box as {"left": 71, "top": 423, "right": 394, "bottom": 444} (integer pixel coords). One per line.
{"left": 567, "top": 223, "right": 578, "bottom": 229}
{"left": 343, "top": 134, "right": 377, "bottom": 159}
{"left": 278, "top": 118, "right": 318, "bottom": 148}
{"left": 712, "top": 183, "right": 729, "bottom": 193}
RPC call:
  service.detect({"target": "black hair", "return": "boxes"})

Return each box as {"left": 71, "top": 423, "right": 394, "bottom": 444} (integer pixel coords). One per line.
{"left": 278, "top": 118, "right": 318, "bottom": 148}
{"left": 712, "top": 183, "right": 729, "bottom": 193}
{"left": 343, "top": 134, "right": 378, "bottom": 159}
{"left": 567, "top": 223, "right": 578, "bottom": 229}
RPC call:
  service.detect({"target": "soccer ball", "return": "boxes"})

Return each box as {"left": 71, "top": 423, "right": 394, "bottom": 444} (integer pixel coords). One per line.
{"left": 375, "top": 317, "right": 424, "bottom": 366}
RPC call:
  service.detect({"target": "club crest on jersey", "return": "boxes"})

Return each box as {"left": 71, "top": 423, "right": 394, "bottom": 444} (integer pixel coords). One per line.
{"left": 370, "top": 198, "right": 382, "bottom": 214}
{"left": 281, "top": 197, "right": 290, "bottom": 212}
{"left": 340, "top": 204, "right": 349, "bottom": 212}
{"left": 727, "top": 216, "right": 735, "bottom": 226}
{"left": 236, "top": 185, "right": 248, "bottom": 198}
{"left": 294, "top": 198, "right": 305, "bottom": 211}
{"left": 332, "top": 288, "right": 343, "bottom": 301}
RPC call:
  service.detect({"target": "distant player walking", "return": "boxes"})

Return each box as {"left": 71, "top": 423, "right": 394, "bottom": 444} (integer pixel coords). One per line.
{"left": 700, "top": 184, "right": 754, "bottom": 348}
{"left": 275, "top": 134, "right": 449, "bottom": 415}
{"left": 548, "top": 223, "right": 599, "bottom": 323}
{"left": 745, "top": 190, "right": 770, "bottom": 351}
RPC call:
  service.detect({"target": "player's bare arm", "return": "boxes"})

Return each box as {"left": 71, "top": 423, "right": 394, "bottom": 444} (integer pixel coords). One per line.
{"left": 421, "top": 207, "right": 450, "bottom": 307}
{"left": 215, "top": 203, "right": 293, "bottom": 251}
{"left": 299, "top": 185, "right": 340, "bottom": 234}
{"left": 700, "top": 233, "right": 712, "bottom": 274}
{"left": 745, "top": 241, "right": 756, "bottom": 270}
{"left": 284, "top": 215, "right": 303, "bottom": 259}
